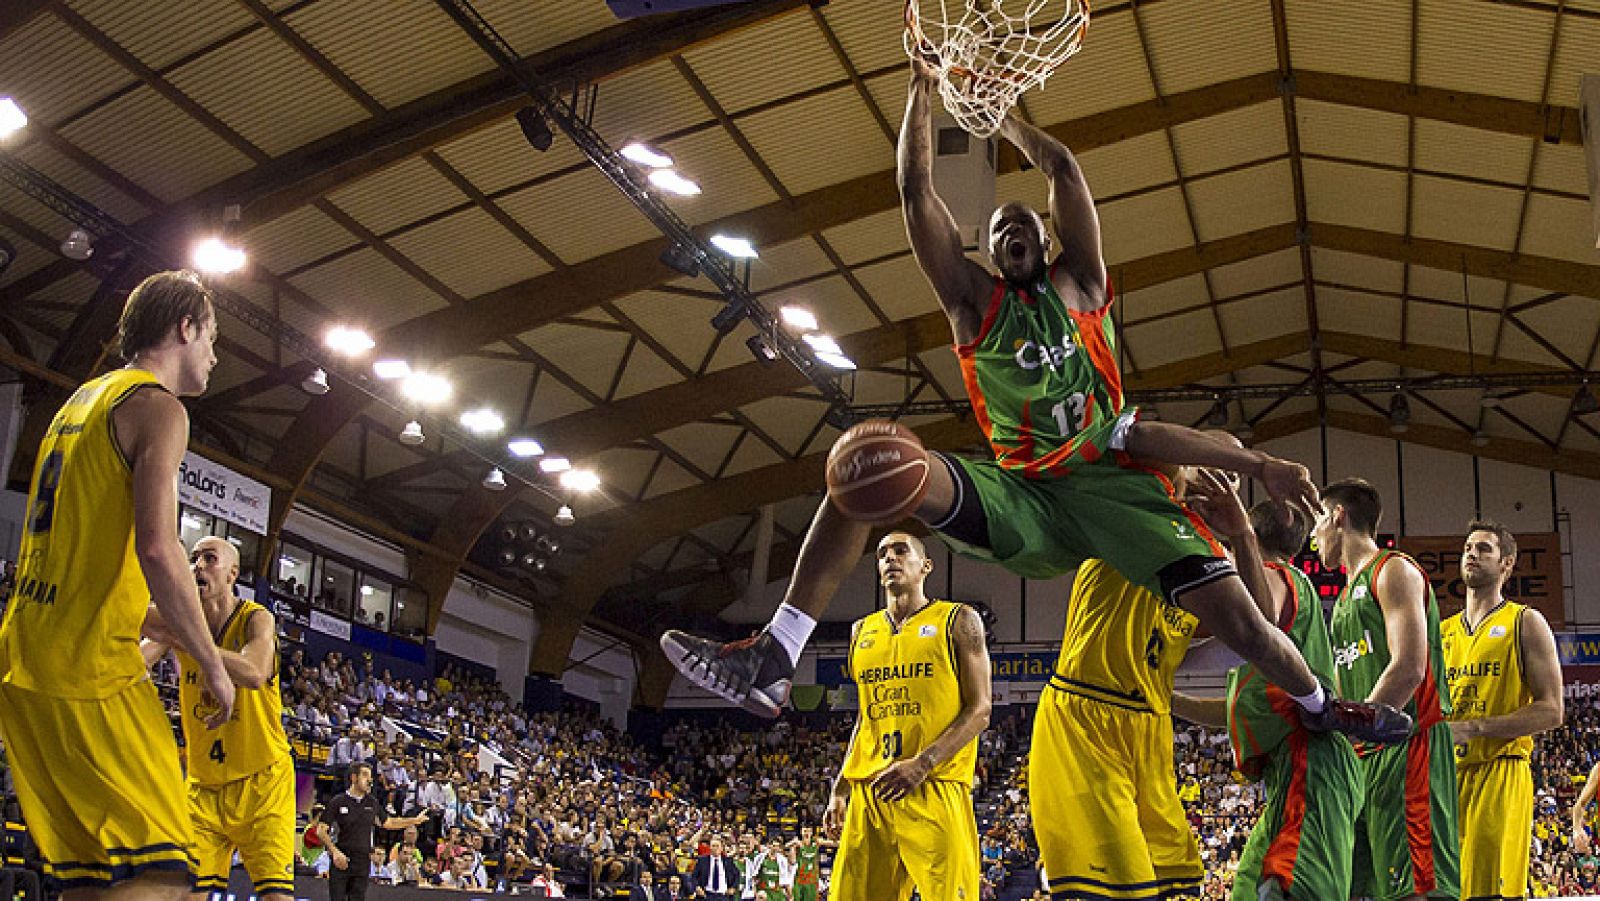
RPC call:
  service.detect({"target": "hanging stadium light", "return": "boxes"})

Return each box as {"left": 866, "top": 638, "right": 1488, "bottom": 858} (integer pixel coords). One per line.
{"left": 648, "top": 169, "right": 701, "bottom": 196}
{"left": 621, "top": 142, "right": 674, "bottom": 168}
{"left": 398, "top": 420, "right": 425, "bottom": 446}
{"left": 325, "top": 326, "right": 375, "bottom": 356}
{"left": 373, "top": 359, "right": 411, "bottom": 380}
{"left": 192, "top": 236, "right": 246, "bottom": 273}
{"left": 709, "top": 234, "right": 759, "bottom": 259}
{"left": 0, "top": 97, "right": 27, "bottom": 138}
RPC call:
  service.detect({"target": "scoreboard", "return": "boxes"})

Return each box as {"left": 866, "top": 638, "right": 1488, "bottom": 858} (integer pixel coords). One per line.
{"left": 1290, "top": 534, "right": 1397, "bottom": 603}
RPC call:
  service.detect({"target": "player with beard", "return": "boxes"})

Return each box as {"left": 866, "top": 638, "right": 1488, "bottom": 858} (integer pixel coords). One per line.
{"left": 1442, "top": 520, "right": 1563, "bottom": 900}
{"left": 662, "top": 57, "right": 1408, "bottom": 753}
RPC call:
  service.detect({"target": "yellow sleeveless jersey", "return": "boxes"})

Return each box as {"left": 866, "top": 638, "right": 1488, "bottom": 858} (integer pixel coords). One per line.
{"left": 1049, "top": 559, "right": 1198, "bottom": 715}
{"left": 1442, "top": 601, "right": 1533, "bottom": 766}
{"left": 841, "top": 600, "right": 977, "bottom": 784}
{"left": 177, "top": 599, "right": 290, "bottom": 785}
{"left": 0, "top": 369, "right": 163, "bottom": 699}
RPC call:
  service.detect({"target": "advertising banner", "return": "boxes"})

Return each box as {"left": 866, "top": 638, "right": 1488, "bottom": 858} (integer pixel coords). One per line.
{"left": 179, "top": 451, "right": 272, "bottom": 535}
{"left": 815, "top": 649, "right": 1058, "bottom": 687}
{"left": 1396, "top": 532, "right": 1563, "bottom": 627}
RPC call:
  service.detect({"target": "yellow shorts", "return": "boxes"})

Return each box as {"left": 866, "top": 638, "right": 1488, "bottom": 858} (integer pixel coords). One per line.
{"left": 830, "top": 778, "right": 979, "bottom": 901}
{"left": 191, "top": 757, "right": 298, "bottom": 896}
{"left": 0, "top": 679, "right": 195, "bottom": 889}
{"left": 1458, "top": 756, "right": 1532, "bottom": 901}
{"left": 1030, "top": 686, "right": 1201, "bottom": 900}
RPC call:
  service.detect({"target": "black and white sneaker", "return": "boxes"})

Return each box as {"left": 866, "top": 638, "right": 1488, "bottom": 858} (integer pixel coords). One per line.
{"left": 659, "top": 629, "right": 793, "bottom": 718}
{"left": 1303, "top": 697, "right": 1413, "bottom": 746}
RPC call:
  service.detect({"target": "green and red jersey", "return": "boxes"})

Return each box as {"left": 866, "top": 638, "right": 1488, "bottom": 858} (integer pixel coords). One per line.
{"left": 1226, "top": 562, "right": 1339, "bottom": 777}
{"left": 955, "top": 267, "right": 1125, "bottom": 479}
{"left": 1329, "top": 550, "right": 1451, "bottom": 748}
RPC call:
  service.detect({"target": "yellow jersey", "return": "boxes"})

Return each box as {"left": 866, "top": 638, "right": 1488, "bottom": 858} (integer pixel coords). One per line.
{"left": 0, "top": 369, "right": 163, "bottom": 699}
{"left": 1442, "top": 601, "right": 1533, "bottom": 766}
{"left": 177, "top": 599, "right": 290, "bottom": 785}
{"left": 1049, "top": 559, "right": 1198, "bottom": 715}
{"left": 841, "top": 599, "right": 976, "bottom": 784}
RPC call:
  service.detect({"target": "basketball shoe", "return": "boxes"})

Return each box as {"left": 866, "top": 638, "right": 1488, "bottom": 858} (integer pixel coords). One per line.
{"left": 659, "top": 629, "right": 792, "bottom": 718}
{"left": 1303, "top": 696, "right": 1413, "bottom": 745}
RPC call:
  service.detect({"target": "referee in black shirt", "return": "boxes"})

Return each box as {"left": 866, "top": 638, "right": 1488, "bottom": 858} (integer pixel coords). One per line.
{"left": 318, "top": 762, "right": 429, "bottom": 901}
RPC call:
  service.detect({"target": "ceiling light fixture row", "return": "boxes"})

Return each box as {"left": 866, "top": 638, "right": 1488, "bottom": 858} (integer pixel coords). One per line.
{"left": 0, "top": 121, "right": 597, "bottom": 519}
{"left": 431, "top": 0, "right": 853, "bottom": 425}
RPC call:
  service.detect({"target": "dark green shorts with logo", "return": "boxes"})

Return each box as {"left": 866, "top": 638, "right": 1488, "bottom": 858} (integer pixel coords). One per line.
{"left": 1232, "top": 730, "right": 1363, "bottom": 901}
{"left": 1350, "top": 721, "right": 1461, "bottom": 901}
{"left": 939, "top": 417, "right": 1223, "bottom": 596}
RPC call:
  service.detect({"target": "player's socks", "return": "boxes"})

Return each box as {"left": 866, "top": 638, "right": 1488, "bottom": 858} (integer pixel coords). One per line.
{"left": 1288, "top": 682, "right": 1327, "bottom": 714}
{"left": 769, "top": 603, "right": 817, "bottom": 666}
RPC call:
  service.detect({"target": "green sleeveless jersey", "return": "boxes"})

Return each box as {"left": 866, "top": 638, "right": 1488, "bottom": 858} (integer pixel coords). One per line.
{"left": 795, "top": 843, "right": 819, "bottom": 885}
{"left": 1328, "top": 550, "right": 1450, "bottom": 741}
{"left": 955, "top": 267, "right": 1125, "bottom": 478}
{"left": 1226, "top": 562, "right": 1338, "bottom": 777}
{"left": 756, "top": 853, "right": 784, "bottom": 899}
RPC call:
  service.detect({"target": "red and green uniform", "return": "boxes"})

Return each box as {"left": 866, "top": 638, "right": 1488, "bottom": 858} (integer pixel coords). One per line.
{"left": 942, "top": 269, "right": 1222, "bottom": 593}
{"left": 756, "top": 852, "right": 785, "bottom": 901}
{"left": 1330, "top": 550, "right": 1460, "bottom": 901}
{"left": 1227, "top": 563, "right": 1362, "bottom": 901}
{"left": 793, "top": 843, "right": 819, "bottom": 901}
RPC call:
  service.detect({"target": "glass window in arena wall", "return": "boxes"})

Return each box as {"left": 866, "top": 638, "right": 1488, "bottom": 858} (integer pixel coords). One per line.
{"left": 358, "top": 574, "right": 394, "bottom": 632}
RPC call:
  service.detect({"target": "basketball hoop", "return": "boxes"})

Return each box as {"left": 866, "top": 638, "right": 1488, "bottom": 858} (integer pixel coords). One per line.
{"left": 905, "top": 0, "right": 1091, "bottom": 138}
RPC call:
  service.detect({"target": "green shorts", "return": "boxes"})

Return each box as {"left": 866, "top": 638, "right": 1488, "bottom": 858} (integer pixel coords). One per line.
{"left": 1350, "top": 721, "right": 1461, "bottom": 901}
{"left": 938, "top": 414, "right": 1223, "bottom": 595}
{"left": 794, "top": 885, "right": 818, "bottom": 901}
{"left": 1233, "top": 730, "right": 1362, "bottom": 901}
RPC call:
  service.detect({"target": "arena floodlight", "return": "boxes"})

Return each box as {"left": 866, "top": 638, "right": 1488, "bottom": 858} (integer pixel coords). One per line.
{"left": 508, "top": 438, "right": 545, "bottom": 458}
{"left": 709, "top": 233, "right": 758, "bottom": 259}
{"left": 401, "top": 371, "right": 452, "bottom": 405}
{"left": 325, "top": 326, "right": 375, "bottom": 356}
{"left": 0, "top": 98, "right": 27, "bottom": 138}
{"left": 780, "top": 306, "right": 818, "bottom": 331}
{"left": 621, "top": 142, "right": 674, "bottom": 168}
{"left": 373, "top": 359, "right": 411, "bottom": 380}
{"left": 192, "top": 236, "right": 246, "bottom": 273}
{"left": 648, "top": 169, "right": 701, "bottom": 196}
{"left": 559, "top": 469, "right": 601, "bottom": 492}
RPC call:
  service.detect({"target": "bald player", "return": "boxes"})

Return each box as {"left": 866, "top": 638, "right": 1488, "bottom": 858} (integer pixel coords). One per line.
{"left": 143, "top": 536, "right": 296, "bottom": 900}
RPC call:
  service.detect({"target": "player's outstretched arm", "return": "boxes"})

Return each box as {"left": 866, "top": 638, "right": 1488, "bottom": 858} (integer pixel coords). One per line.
{"left": 998, "top": 115, "right": 1106, "bottom": 302}
{"left": 1185, "top": 469, "right": 1289, "bottom": 626}
{"left": 871, "top": 605, "right": 992, "bottom": 802}
{"left": 119, "top": 388, "right": 234, "bottom": 728}
{"left": 217, "top": 608, "right": 278, "bottom": 689}
{"left": 899, "top": 61, "right": 991, "bottom": 343}
{"left": 1450, "top": 607, "right": 1564, "bottom": 743}
{"left": 1123, "top": 420, "right": 1322, "bottom": 522}
{"left": 1171, "top": 693, "right": 1227, "bottom": 729}
{"left": 1366, "top": 559, "right": 1429, "bottom": 710}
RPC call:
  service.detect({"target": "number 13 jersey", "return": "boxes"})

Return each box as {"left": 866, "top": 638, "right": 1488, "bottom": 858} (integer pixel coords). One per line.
{"left": 178, "top": 599, "right": 289, "bottom": 785}
{"left": 0, "top": 369, "right": 162, "bottom": 699}
{"left": 841, "top": 600, "right": 976, "bottom": 784}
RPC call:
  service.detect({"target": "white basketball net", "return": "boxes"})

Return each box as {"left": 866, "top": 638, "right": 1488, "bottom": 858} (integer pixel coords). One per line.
{"left": 905, "top": 0, "right": 1091, "bottom": 138}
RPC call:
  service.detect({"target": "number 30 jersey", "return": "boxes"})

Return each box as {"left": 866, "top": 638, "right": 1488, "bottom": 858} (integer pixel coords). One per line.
{"left": 841, "top": 600, "right": 976, "bottom": 784}
{"left": 178, "top": 599, "right": 289, "bottom": 785}
{"left": 0, "top": 369, "right": 162, "bottom": 699}
{"left": 955, "top": 266, "right": 1126, "bottom": 479}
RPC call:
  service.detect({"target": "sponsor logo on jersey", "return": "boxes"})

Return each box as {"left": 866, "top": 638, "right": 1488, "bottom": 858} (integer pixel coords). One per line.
{"left": 919, "top": 624, "right": 938, "bottom": 637}
{"left": 1352, "top": 585, "right": 1369, "bottom": 600}
{"left": 1334, "top": 629, "right": 1376, "bottom": 670}
{"left": 1490, "top": 625, "right": 1508, "bottom": 638}
{"left": 1011, "top": 337, "right": 1077, "bottom": 371}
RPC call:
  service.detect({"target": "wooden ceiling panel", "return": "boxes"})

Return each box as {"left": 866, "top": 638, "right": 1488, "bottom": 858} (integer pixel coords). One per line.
{"left": 1124, "top": 307, "right": 1222, "bottom": 364}
{"left": 244, "top": 206, "right": 354, "bottom": 276}
{"left": 1517, "top": 194, "right": 1600, "bottom": 267}
{"left": 737, "top": 88, "right": 896, "bottom": 197}
{"left": 610, "top": 344, "right": 690, "bottom": 403}
{"left": 655, "top": 127, "right": 784, "bottom": 227}
{"left": 679, "top": 7, "right": 848, "bottom": 116}
{"left": 1169, "top": 101, "right": 1285, "bottom": 175}
{"left": 653, "top": 421, "right": 741, "bottom": 477}
{"left": 1531, "top": 143, "right": 1591, "bottom": 195}
{"left": 1409, "top": 175, "right": 1524, "bottom": 253}
{"left": 1416, "top": 0, "right": 1553, "bottom": 104}
{"left": 1206, "top": 248, "right": 1303, "bottom": 298}
{"left": 1024, "top": 9, "right": 1156, "bottom": 123}
{"left": 819, "top": 0, "right": 913, "bottom": 75}
{"left": 466, "top": 0, "right": 615, "bottom": 59}
{"left": 0, "top": 13, "right": 131, "bottom": 129}
{"left": 1315, "top": 286, "right": 1402, "bottom": 340}
{"left": 1119, "top": 273, "right": 1211, "bottom": 322}
{"left": 719, "top": 426, "right": 793, "bottom": 478}
{"left": 0, "top": 226, "right": 59, "bottom": 288}
{"left": 1076, "top": 131, "right": 1180, "bottom": 199}
{"left": 1186, "top": 157, "right": 1295, "bottom": 243}
{"left": 1517, "top": 296, "right": 1600, "bottom": 369}
{"left": 1303, "top": 158, "right": 1406, "bottom": 234}
{"left": 384, "top": 206, "right": 555, "bottom": 300}
{"left": 324, "top": 156, "right": 463, "bottom": 238}
{"left": 763, "top": 273, "right": 880, "bottom": 337}
{"left": 1309, "top": 248, "right": 1404, "bottom": 295}
{"left": 847, "top": 254, "right": 941, "bottom": 324}
{"left": 56, "top": 85, "right": 253, "bottom": 205}
{"left": 1285, "top": 0, "right": 1411, "bottom": 81}
{"left": 1097, "top": 187, "right": 1196, "bottom": 264}
{"left": 607, "top": 291, "right": 722, "bottom": 375}
{"left": 1542, "top": 6, "right": 1600, "bottom": 110}
{"left": 1295, "top": 99, "right": 1409, "bottom": 168}
{"left": 284, "top": 0, "right": 490, "bottom": 111}
{"left": 1140, "top": 0, "right": 1277, "bottom": 95}
{"left": 821, "top": 207, "right": 914, "bottom": 267}
{"left": 1217, "top": 288, "right": 1309, "bottom": 346}
{"left": 517, "top": 320, "right": 632, "bottom": 401}
{"left": 167, "top": 23, "right": 368, "bottom": 159}
{"left": 501, "top": 168, "right": 662, "bottom": 263}
{"left": 286, "top": 247, "right": 446, "bottom": 333}
{"left": 69, "top": 0, "right": 254, "bottom": 72}
{"left": 1412, "top": 118, "right": 1534, "bottom": 188}
{"left": 523, "top": 370, "right": 592, "bottom": 428}
{"left": 747, "top": 237, "right": 834, "bottom": 294}
{"left": 432, "top": 115, "right": 590, "bottom": 198}
{"left": 11, "top": 142, "right": 148, "bottom": 224}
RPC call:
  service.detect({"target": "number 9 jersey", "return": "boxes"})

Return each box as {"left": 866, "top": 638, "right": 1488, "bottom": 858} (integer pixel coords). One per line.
{"left": 176, "top": 600, "right": 290, "bottom": 786}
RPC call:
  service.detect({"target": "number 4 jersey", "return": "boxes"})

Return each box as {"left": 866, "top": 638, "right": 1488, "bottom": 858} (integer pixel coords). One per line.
{"left": 0, "top": 368, "right": 163, "bottom": 699}
{"left": 841, "top": 600, "right": 977, "bottom": 785}
{"left": 178, "top": 599, "right": 290, "bottom": 785}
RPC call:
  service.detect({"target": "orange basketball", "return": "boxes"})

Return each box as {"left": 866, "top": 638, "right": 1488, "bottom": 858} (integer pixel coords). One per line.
{"left": 826, "top": 420, "right": 930, "bottom": 524}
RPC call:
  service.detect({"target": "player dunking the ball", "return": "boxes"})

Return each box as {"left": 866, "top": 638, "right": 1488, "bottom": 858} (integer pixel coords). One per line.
{"left": 662, "top": 55, "right": 1408, "bottom": 749}
{"left": 0, "top": 270, "right": 235, "bottom": 899}
{"left": 141, "top": 536, "right": 298, "bottom": 901}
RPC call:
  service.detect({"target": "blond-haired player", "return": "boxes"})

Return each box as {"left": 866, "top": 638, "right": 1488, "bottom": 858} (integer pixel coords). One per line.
{"left": 1442, "top": 520, "right": 1563, "bottom": 901}
{"left": 823, "top": 531, "right": 991, "bottom": 901}
{"left": 142, "top": 536, "right": 296, "bottom": 900}
{"left": 0, "top": 270, "right": 234, "bottom": 900}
